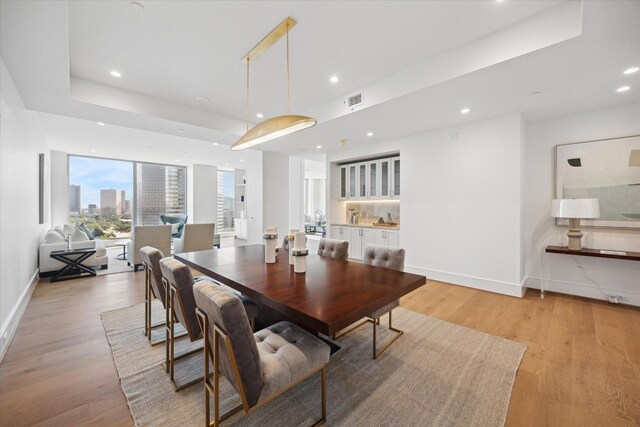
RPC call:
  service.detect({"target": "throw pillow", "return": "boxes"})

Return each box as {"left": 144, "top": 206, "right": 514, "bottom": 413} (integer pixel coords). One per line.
{"left": 62, "top": 224, "right": 75, "bottom": 240}
{"left": 78, "top": 223, "right": 95, "bottom": 240}
{"left": 45, "top": 229, "right": 65, "bottom": 243}
{"left": 70, "top": 227, "right": 89, "bottom": 242}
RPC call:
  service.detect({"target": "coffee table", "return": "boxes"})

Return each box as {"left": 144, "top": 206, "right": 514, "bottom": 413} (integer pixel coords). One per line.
{"left": 175, "top": 245, "right": 426, "bottom": 336}
{"left": 49, "top": 248, "right": 97, "bottom": 282}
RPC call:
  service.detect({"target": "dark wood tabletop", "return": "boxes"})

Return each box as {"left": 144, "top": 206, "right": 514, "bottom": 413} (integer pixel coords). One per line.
{"left": 175, "top": 244, "right": 427, "bottom": 335}
{"left": 545, "top": 245, "right": 640, "bottom": 261}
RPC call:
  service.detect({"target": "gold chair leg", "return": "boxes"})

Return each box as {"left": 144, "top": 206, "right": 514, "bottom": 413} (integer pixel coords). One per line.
{"left": 372, "top": 310, "right": 403, "bottom": 360}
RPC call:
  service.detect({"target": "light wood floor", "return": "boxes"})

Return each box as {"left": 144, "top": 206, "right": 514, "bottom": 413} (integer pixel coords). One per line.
{"left": 1, "top": 272, "right": 639, "bottom": 426}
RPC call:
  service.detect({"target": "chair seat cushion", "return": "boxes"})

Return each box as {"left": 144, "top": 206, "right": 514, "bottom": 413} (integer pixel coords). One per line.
{"left": 368, "top": 300, "right": 399, "bottom": 319}
{"left": 255, "top": 321, "right": 330, "bottom": 402}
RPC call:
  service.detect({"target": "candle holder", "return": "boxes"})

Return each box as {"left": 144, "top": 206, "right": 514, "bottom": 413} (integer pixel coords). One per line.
{"left": 263, "top": 232, "right": 278, "bottom": 263}
{"left": 292, "top": 248, "right": 309, "bottom": 273}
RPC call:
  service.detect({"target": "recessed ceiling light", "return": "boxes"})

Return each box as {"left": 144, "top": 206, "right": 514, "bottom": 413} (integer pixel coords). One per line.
{"left": 90, "top": 149, "right": 96, "bottom": 153}
{"left": 495, "top": 0, "right": 505, "bottom": 3}
{"left": 316, "top": 145, "right": 322, "bottom": 149}
{"left": 96, "top": 122, "right": 105, "bottom": 126}
{"left": 240, "top": 159, "right": 245, "bottom": 162}
{"left": 366, "top": 132, "right": 374, "bottom": 137}
{"left": 195, "top": 95, "right": 209, "bottom": 103}
{"left": 110, "top": 70, "right": 121, "bottom": 78}
{"left": 616, "top": 86, "right": 631, "bottom": 92}
{"left": 178, "top": 129, "right": 185, "bottom": 133}
{"left": 623, "top": 67, "right": 639, "bottom": 75}
{"left": 212, "top": 142, "right": 219, "bottom": 146}
{"left": 130, "top": 2, "right": 144, "bottom": 11}
{"left": 256, "top": 113, "right": 264, "bottom": 118}
{"left": 330, "top": 76, "right": 339, "bottom": 83}
{"left": 529, "top": 91, "right": 542, "bottom": 96}
{"left": 225, "top": 163, "right": 229, "bottom": 166}
{"left": 176, "top": 159, "right": 180, "bottom": 162}
{"left": 460, "top": 108, "right": 471, "bottom": 114}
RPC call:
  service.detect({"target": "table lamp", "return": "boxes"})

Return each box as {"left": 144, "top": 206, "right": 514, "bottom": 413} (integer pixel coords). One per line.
{"left": 551, "top": 198, "right": 600, "bottom": 251}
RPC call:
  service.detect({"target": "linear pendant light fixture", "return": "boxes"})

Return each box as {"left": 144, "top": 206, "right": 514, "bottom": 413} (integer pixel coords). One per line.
{"left": 231, "top": 17, "right": 316, "bottom": 151}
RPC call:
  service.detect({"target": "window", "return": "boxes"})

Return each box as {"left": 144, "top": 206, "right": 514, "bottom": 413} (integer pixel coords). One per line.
{"left": 136, "top": 163, "right": 187, "bottom": 225}
{"left": 217, "top": 169, "right": 235, "bottom": 234}
{"left": 68, "top": 155, "right": 187, "bottom": 238}
{"left": 68, "top": 156, "right": 133, "bottom": 238}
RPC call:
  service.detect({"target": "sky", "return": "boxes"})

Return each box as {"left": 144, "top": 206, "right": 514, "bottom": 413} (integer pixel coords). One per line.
{"left": 70, "top": 156, "right": 235, "bottom": 208}
{"left": 69, "top": 156, "right": 133, "bottom": 208}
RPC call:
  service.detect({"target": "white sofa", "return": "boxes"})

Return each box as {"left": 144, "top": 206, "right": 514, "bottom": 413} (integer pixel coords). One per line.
{"left": 39, "top": 225, "right": 108, "bottom": 275}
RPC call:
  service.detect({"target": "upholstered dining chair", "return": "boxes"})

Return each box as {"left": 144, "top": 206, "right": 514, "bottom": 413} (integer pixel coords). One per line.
{"left": 159, "top": 257, "right": 259, "bottom": 391}
{"left": 140, "top": 246, "right": 170, "bottom": 345}
{"left": 336, "top": 244, "right": 405, "bottom": 359}
{"left": 317, "top": 238, "right": 349, "bottom": 260}
{"left": 193, "top": 281, "right": 330, "bottom": 426}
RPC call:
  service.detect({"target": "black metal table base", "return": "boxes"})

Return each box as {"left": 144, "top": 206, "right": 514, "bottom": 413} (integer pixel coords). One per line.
{"left": 50, "top": 250, "right": 97, "bottom": 282}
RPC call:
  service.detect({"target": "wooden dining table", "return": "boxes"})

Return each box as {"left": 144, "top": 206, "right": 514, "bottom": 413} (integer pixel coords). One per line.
{"left": 174, "top": 244, "right": 427, "bottom": 337}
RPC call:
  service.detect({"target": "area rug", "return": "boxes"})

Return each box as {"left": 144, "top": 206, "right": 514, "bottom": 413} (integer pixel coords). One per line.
{"left": 101, "top": 302, "right": 526, "bottom": 426}
{"left": 96, "top": 247, "right": 134, "bottom": 276}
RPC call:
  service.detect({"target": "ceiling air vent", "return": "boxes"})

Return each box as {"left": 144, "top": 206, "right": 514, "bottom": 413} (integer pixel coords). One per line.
{"left": 346, "top": 92, "right": 364, "bottom": 109}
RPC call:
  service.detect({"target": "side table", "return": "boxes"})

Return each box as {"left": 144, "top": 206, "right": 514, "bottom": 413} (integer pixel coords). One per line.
{"left": 50, "top": 248, "right": 97, "bottom": 282}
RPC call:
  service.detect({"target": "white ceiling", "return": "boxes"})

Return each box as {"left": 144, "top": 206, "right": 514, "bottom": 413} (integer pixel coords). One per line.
{"left": 1, "top": 0, "right": 639, "bottom": 160}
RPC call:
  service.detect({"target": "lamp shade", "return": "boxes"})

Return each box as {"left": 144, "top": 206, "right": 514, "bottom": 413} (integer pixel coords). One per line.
{"left": 231, "top": 115, "right": 317, "bottom": 151}
{"left": 551, "top": 198, "right": 600, "bottom": 219}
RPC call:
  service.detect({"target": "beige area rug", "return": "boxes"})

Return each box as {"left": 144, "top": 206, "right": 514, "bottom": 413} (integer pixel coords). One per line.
{"left": 101, "top": 302, "right": 526, "bottom": 426}
{"left": 96, "top": 247, "right": 134, "bottom": 276}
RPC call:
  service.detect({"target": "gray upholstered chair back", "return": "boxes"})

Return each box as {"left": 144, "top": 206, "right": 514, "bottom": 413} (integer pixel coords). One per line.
{"left": 193, "top": 281, "right": 264, "bottom": 407}
{"left": 159, "top": 257, "right": 202, "bottom": 340}
{"left": 317, "top": 238, "right": 349, "bottom": 260}
{"left": 139, "top": 246, "right": 167, "bottom": 306}
{"left": 362, "top": 244, "right": 405, "bottom": 271}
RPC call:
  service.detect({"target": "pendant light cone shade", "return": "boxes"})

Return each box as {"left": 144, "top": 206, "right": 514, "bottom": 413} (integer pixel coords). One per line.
{"left": 232, "top": 17, "right": 316, "bottom": 151}
{"left": 232, "top": 115, "right": 317, "bottom": 151}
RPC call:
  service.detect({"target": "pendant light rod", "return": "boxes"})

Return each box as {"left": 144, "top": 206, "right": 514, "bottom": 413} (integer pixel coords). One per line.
{"left": 286, "top": 26, "right": 290, "bottom": 115}
{"left": 241, "top": 17, "right": 297, "bottom": 63}
{"left": 246, "top": 59, "right": 250, "bottom": 132}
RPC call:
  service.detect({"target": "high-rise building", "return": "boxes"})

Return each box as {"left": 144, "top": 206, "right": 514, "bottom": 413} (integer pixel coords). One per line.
{"left": 124, "top": 200, "right": 131, "bottom": 215}
{"left": 69, "top": 184, "right": 81, "bottom": 215}
{"left": 165, "top": 166, "right": 186, "bottom": 216}
{"left": 101, "top": 189, "right": 125, "bottom": 215}
{"left": 88, "top": 204, "right": 97, "bottom": 216}
{"left": 136, "top": 164, "right": 186, "bottom": 225}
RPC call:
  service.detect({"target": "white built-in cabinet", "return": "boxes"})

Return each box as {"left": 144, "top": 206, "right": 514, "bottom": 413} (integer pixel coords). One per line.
{"left": 330, "top": 226, "right": 398, "bottom": 260}
{"left": 338, "top": 156, "right": 399, "bottom": 200}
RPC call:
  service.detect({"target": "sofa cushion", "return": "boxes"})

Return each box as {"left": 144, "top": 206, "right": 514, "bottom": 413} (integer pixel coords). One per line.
{"left": 71, "top": 227, "right": 89, "bottom": 242}
{"left": 78, "top": 223, "right": 95, "bottom": 240}
{"left": 45, "top": 229, "right": 65, "bottom": 243}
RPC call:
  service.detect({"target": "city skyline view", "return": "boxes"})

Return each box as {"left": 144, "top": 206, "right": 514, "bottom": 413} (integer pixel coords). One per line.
{"left": 69, "top": 156, "right": 133, "bottom": 209}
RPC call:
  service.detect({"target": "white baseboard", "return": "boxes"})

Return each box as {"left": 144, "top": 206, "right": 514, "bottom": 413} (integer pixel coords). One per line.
{"left": 525, "top": 277, "right": 640, "bottom": 307}
{"left": 405, "top": 265, "right": 525, "bottom": 298}
{"left": 0, "top": 269, "right": 39, "bottom": 363}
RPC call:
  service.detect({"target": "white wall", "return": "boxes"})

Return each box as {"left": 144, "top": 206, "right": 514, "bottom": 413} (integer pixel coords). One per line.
{"left": 327, "top": 114, "right": 525, "bottom": 296}
{"left": 0, "top": 58, "right": 49, "bottom": 360}
{"left": 262, "top": 152, "right": 290, "bottom": 237}
{"left": 50, "top": 150, "right": 68, "bottom": 226}
{"left": 524, "top": 102, "right": 640, "bottom": 305}
{"left": 289, "top": 156, "right": 305, "bottom": 232}
{"left": 192, "top": 164, "right": 218, "bottom": 223}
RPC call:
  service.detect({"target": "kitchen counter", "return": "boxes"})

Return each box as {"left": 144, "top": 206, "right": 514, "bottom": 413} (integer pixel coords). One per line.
{"left": 331, "top": 223, "right": 400, "bottom": 230}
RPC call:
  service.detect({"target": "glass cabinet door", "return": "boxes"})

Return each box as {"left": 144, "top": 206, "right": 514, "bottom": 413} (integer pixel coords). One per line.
{"left": 359, "top": 163, "right": 366, "bottom": 198}
{"left": 340, "top": 166, "right": 347, "bottom": 199}
{"left": 380, "top": 159, "right": 390, "bottom": 197}
{"left": 349, "top": 165, "right": 356, "bottom": 198}
{"left": 392, "top": 158, "right": 400, "bottom": 197}
{"left": 368, "top": 161, "right": 377, "bottom": 198}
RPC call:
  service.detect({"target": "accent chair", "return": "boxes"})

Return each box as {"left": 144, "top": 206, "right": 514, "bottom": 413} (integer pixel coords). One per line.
{"left": 160, "top": 214, "right": 188, "bottom": 239}
{"left": 127, "top": 225, "right": 171, "bottom": 272}
{"left": 174, "top": 223, "right": 219, "bottom": 254}
{"left": 193, "top": 281, "right": 330, "bottom": 426}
